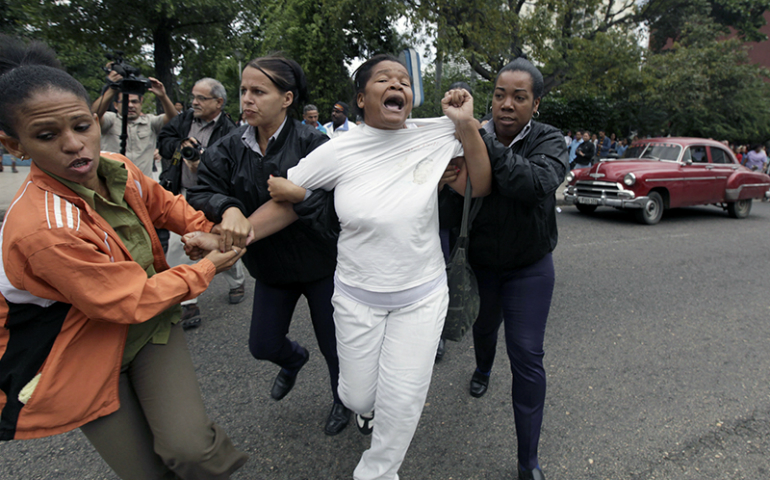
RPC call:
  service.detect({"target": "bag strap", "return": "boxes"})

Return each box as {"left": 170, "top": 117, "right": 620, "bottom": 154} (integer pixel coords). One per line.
{"left": 458, "top": 178, "right": 473, "bottom": 239}
{"left": 459, "top": 178, "right": 484, "bottom": 237}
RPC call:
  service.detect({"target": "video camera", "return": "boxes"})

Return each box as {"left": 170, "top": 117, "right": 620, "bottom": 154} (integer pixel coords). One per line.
{"left": 104, "top": 51, "right": 151, "bottom": 96}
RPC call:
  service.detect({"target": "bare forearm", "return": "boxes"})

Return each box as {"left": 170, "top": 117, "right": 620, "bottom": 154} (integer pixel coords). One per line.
{"left": 456, "top": 119, "right": 492, "bottom": 197}
{"left": 159, "top": 94, "right": 178, "bottom": 124}
{"left": 247, "top": 200, "right": 298, "bottom": 243}
{"left": 92, "top": 88, "right": 116, "bottom": 120}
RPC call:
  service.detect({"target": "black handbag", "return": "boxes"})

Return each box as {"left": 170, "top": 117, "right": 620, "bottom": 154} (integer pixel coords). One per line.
{"left": 442, "top": 178, "right": 481, "bottom": 342}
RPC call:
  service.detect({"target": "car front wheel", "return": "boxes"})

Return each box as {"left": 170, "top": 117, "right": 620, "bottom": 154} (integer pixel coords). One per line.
{"left": 635, "top": 191, "right": 664, "bottom": 225}
{"left": 727, "top": 199, "right": 752, "bottom": 219}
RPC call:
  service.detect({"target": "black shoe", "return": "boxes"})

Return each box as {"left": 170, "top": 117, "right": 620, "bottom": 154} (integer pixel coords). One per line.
{"left": 355, "top": 411, "right": 374, "bottom": 435}
{"left": 181, "top": 304, "right": 201, "bottom": 330}
{"left": 435, "top": 338, "right": 446, "bottom": 362}
{"left": 518, "top": 465, "right": 545, "bottom": 480}
{"left": 228, "top": 284, "right": 245, "bottom": 304}
{"left": 469, "top": 370, "right": 490, "bottom": 398}
{"left": 324, "top": 403, "right": 351, "bottom": 436}
{"left": 270, "top": 349, "right": 309, "bottom": 400}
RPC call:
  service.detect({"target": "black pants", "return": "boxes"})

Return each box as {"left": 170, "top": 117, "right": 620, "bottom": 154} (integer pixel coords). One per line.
{"left": 472, "top": 254, "right": 555, "bottom": 470}
{"left": 248, "top": 275, "right": 340, "bottom": 403}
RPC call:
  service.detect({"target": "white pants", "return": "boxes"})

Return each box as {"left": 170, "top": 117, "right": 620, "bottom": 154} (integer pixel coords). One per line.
{"left": 166, "top": 230, "right": 245, "bottom": 305}
{"left": 333, "top": 286, "right": 448, "bottom": 480}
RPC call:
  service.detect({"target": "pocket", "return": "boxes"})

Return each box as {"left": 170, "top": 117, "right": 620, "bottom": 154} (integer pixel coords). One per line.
{"left": 136, "top": 123, "right": 151, "bottom": 139}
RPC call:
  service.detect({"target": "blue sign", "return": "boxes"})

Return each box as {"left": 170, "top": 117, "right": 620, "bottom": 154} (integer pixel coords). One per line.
{"left": 399, "top": 48, "right": 424, "bottom": 108}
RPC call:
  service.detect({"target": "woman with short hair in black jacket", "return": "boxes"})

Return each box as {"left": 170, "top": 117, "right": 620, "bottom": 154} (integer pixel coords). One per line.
{"left": 466, "top": 57, "right": 569, "bottom": 480}
{"left": 186, "top": 55, "right": 350, "bottom": 436}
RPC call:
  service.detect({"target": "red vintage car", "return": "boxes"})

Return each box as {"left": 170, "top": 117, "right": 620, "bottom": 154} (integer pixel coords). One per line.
{"left": 563, "top": 137, "right": 770, "bottom": 224}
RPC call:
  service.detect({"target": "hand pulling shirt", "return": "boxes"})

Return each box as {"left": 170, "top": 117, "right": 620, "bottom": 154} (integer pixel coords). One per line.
{"left": 288, "top": 117, "right": 463, "bottom": 294}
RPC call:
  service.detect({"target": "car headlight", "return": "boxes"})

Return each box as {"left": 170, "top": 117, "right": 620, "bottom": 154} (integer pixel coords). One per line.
{"left": 566, "top": 171, "right": 575, "bottom": 183}
{"left": 623, "top": 173, "right": 636, "bottom": 186}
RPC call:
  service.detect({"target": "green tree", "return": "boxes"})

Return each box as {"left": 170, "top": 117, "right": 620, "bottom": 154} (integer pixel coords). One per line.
{"left": 411, "top": 59, "right": 493, "bottom": 118}
{"left": 643, "top": 16, "right": 770, "bottom": 142}
{"left": 644, "top": 0, "right": 770, "bottom": 51}
{"left": 5, "top": 0, "right": 254, "bottom": 105}
{"left": 258, "top": 0, "right": 404, "bottom": 122}
{"left": 405, "top": 0, "right": 770, "bottom": 97}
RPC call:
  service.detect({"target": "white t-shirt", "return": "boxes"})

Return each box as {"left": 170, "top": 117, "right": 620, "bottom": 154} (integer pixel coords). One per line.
{"left": 288, "top": 117, "right": 463, "bottom": 293}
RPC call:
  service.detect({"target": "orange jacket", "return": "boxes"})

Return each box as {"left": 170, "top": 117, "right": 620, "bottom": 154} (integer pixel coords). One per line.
{"left": 0, "top": 153, "right": 215, "bottom": 440}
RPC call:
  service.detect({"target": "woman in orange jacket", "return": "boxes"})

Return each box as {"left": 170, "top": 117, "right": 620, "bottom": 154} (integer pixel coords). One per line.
{"left": 0, "top": 36, "right": 248, "bottom": 479}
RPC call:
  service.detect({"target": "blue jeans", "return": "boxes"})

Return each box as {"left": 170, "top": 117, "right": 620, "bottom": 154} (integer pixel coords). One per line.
{"left": 248, "top": 275, "right": 340, "bottom": 403}
{"left": 472, "top": 253, "right": 555, "bottom": 470}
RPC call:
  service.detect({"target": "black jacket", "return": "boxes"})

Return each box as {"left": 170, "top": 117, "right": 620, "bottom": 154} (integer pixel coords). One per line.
{"left": 187, "top": 118, "right": 336, "bottom": 286}
{"left": 575, "top": 140, "right": 595, "bottom": 165}
{"left": 466, "top": 121, "right": 569, "bottom": 271}
{"left": 156, "top": 109, "right": 237, "bottom": 195}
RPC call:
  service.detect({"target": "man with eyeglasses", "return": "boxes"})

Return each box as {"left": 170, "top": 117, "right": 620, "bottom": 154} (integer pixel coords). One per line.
{"left": 322, "top": 101, "right": 351, "bottom": 138}
{"left": 92, "top": 69, "right": 177, "bottom": 179}
{"left": 157, "top": 77, "right": 244, "bottom": 328}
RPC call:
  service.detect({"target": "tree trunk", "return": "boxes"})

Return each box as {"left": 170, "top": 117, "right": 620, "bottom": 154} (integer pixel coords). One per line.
{"left": 153, "top": 21, "right": 177, "bottom": 112}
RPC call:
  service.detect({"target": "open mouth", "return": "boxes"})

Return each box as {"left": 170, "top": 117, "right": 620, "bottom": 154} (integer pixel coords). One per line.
{"left": 384, "top": 94, "right": 405, "bottom": 111}
{"left": 70, "top": 158, "right": 92, "bottom": 170}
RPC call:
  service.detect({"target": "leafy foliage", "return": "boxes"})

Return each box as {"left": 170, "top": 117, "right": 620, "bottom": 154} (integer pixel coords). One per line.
{"left": 5, "top": 0, "right": 770, "bottom": 144}
{"left": 258, "top": 0, "right": 403, "bottom": 123}
{"left": 642, "top": 17, "right": 770, "bottom": 142}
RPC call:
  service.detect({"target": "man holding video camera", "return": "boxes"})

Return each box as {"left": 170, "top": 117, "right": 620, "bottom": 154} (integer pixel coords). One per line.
{"left": 157, "top": 77, "right": 244, "bottom": 328}
{"left": 92, "top": 67, "right": 177, "bottom": 179}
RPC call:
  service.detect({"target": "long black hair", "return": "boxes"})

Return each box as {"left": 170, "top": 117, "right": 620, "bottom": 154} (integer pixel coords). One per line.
{"left": 245, "top": 53, "right": 308, "bottom": 114}
{"left": 0, "top": 35, "right": 90, "bottom": 138}
{"left": 351, "top": 54, "right": 406, "bottom": 120}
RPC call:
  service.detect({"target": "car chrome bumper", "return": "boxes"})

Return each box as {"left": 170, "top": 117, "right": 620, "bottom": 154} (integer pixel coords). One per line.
{"left": 563, "top": 192, "right": 649, "bottom": 209}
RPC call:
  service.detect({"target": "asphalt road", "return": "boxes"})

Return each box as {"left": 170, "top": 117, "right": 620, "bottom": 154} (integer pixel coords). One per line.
{"left": 2, "top": 200, "right": 769, "bottom": 480}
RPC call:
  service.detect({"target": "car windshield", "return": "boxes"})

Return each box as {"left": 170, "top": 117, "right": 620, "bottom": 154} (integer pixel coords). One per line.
{"left": 623, "top": 143, "right": 682, "bottom": 161}
{"left": 623, "top": 145, "right": 646, "bottom": 159}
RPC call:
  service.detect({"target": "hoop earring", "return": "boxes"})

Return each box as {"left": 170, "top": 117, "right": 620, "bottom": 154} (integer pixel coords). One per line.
{"left": 534, "top": 110, "right": 540, "bottom": 119}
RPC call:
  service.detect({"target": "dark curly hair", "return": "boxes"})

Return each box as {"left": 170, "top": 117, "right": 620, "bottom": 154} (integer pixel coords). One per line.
{"left": 0, "top": 35, "right": 90, "bottom": 138}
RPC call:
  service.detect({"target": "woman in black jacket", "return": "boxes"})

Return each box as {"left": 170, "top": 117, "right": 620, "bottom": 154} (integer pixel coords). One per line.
{"left": 186, "top": 55, "right": 349, "bottom": 436}
{"left": 466, "top": 57, "right": 569, "bottom": 480}
{"left": 573, "top": 130, "right": 595, "bottom": 168}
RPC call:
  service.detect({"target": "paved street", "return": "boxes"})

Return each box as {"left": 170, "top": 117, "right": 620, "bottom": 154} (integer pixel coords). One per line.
{"left": 2, "top": 199, "right": 770, "bottom": 479}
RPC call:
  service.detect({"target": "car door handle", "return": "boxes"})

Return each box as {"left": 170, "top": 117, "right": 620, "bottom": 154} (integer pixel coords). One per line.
{"left": 706, "top": 165, "right": 714, "bottom": 169}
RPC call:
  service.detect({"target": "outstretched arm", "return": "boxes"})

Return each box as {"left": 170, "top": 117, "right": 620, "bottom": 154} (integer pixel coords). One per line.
{"left": 442, "top": 89, "right": 491, "bottom": 197}
{"left": 185, "top": 200, "right": 299, "bottom": 255}
{"left": 246, "top": 200, "right": 299, "bottom": 242}
{"left": 91, "top": 70, "right": 122, "bottom": 123}
{"left": 147, "top": 77, "right": 178, "bottom": 125}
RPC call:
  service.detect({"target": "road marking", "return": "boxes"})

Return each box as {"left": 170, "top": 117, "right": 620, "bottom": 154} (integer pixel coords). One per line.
{"left": 567, "top": 233, "right": 692, "bottom": 248}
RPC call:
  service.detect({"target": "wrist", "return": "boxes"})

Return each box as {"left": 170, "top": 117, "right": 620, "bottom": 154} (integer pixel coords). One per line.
{"left": 223, "top": 206, "right": 243, "bottom": 218}
{"left": 455, "top": 117, "right": 480, "bottom": 131}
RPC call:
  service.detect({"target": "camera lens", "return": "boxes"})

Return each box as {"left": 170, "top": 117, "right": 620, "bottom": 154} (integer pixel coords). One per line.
{"left": 181, "top": 146, "right": 200, "bottom": 161}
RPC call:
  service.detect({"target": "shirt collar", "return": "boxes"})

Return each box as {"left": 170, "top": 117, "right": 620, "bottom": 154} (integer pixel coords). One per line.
{"left": 128, "top": 114, "right": 149, "bottom": 125}
{"left": 194, "top": 112, "right": 222, "bottom": 128}
{"left": 241, "top": 117, "right": 287, "bottom": 156}
{"left": 45, "top": 156, "right": 128, "bottom": 210}
{"left": 484, "top": 119, "right": 532, "bottom": 147}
